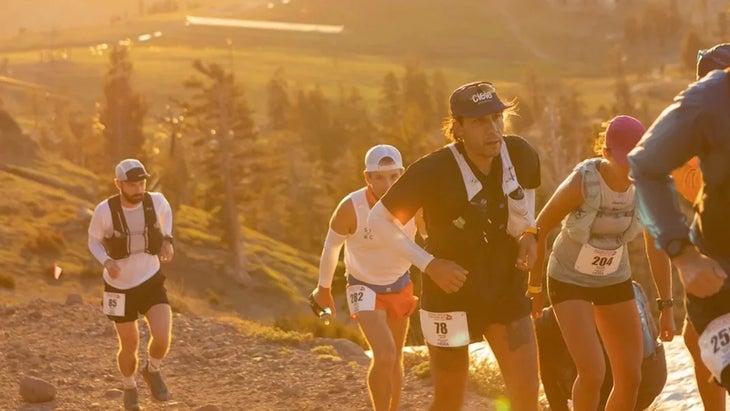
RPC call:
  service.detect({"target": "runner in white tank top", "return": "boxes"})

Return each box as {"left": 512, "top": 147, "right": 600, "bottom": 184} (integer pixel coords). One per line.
{"left": 311, "top": 144, "right": 423, "bottom": 411}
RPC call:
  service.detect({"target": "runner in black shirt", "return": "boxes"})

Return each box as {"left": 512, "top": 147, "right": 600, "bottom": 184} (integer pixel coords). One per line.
{"left": 369, "top": 81, "right": 541, "bottom": 411}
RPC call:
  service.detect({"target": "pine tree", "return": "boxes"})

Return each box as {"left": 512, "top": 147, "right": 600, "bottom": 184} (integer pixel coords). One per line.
{"left": 183, "top": 60, "right": 258, "bottom": 285}
{"left": 98, "top": 46, "right": 147, "bottom": 163}
{"left": 267, "top": 67, "right": 291, "bottom": 131}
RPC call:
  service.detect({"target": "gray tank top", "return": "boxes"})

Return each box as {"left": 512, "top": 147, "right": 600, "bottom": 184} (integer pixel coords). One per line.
{"left": 549, "top": 172, "right": 639, "bottom": 287}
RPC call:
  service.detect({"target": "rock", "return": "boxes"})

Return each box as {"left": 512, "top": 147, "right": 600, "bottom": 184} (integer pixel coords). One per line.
{"left": 313, "top": 338, "right": 369, "bottom": 365}
{"left": 65, "top": 294, "right": 83, "bottom": 305}
{"left": 104, "top": 388, "right": 123, "bottom": 399}
{"left": 28, "top": 311, "right": 42, "bottom": 320}
{"left": 19, "top": 376, "right": 56, "bottom": 403}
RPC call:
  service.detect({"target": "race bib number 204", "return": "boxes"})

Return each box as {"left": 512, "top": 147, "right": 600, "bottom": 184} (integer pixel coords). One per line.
{"left": 419, "top": 310, "right": 469, "bottom": 348}
{"left": 574, "top": 244, "right": 623, "bottom": 276}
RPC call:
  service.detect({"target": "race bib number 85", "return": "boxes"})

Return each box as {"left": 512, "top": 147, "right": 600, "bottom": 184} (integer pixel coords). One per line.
{"left": 102, "top": 292, "right": 126, "bottom": 317}
{"left": 419, "top": 310, "right": 469, "bottom": 347}
{"left": 699, "top": 313, "right": 730, "bottom": 381}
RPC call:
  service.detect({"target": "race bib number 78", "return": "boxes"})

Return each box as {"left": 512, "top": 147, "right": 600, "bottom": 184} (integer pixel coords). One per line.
{"left": 419, "top": 310, "right": 469, "bottom": 347}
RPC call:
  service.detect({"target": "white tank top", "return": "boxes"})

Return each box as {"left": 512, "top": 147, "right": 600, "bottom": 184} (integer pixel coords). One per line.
{"left": 343, "top": 188, "right": 417, "bottom": 285}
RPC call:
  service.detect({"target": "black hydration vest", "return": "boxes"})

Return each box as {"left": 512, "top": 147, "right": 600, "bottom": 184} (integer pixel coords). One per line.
{"left": 103, "top": 193, "right": 163, "bottom": 260}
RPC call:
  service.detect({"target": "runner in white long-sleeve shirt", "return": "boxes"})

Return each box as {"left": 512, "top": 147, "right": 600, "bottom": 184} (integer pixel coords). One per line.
{"left": 87, "top": 159, "right": 174, "bottom": 411}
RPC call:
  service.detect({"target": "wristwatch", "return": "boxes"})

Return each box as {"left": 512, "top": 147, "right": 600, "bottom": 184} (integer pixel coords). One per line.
{"left": 656, "top": 298, "right": 674, "bottom": 310}
{"left": 665, "top": 238, "right": 691, "bottom": 259}
{"left": 162, "top": 235, "right": 174, "bottom": 245}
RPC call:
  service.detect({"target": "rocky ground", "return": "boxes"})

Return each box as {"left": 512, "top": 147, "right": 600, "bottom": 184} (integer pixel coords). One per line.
{"left": 0, "top": 298, "right": 496, "bottom": 411}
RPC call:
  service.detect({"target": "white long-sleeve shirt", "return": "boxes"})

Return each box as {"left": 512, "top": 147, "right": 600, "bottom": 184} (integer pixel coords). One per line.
{"left": 87, "top": 192, "right": 172, "bottom": 289}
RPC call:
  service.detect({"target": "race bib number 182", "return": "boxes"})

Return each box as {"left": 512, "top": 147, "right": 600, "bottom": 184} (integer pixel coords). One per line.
{"left": 102, "top": 292, "right": 126, "bottom": 317}
{"left": 419, "top": 310, "right": 469, "bottom": 347}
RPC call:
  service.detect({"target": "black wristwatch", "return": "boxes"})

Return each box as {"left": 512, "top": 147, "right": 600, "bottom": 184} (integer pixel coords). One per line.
{"left": 162, "top": 235, "right": 174, "bottom": 245}
{"left": 656, "top": 298, "right": 674, "bottom": 310}
{"left": 665, "top": 238, "right": 691, "bottom": 259}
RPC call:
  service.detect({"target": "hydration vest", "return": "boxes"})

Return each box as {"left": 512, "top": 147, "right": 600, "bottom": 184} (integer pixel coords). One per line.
{"left": 103, "top": 193, "right": 163, "bottom": 260}
{"left": 562, "top": 158, "right": 644, "bottom": 246}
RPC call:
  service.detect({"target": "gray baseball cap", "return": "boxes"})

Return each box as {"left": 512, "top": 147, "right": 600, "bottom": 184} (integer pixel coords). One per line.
{"left": 115, "top": 159, "right": 150, "bottom": 182}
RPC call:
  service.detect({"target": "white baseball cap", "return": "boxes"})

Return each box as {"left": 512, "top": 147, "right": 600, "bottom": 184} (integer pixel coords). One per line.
{"left": 115, "top": 159, "right": 150, "bottom": 182}
{"left": 364, "top": 145, "right": 403, "bottom": 172}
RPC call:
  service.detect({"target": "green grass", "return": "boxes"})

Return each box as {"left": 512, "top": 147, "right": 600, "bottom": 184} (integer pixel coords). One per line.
{"left": 0, "top": 0, "right": 676, "bottom": 125}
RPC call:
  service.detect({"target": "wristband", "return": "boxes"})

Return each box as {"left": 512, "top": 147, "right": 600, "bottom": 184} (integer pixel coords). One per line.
{"left": 522, "top": 226, "right": 540, "bottom": 240}
{"left": 656, "top": 298, "right": 674, "bottom": 310}
{"left": 527, "top": 285, "right": 542, "bottom": 294}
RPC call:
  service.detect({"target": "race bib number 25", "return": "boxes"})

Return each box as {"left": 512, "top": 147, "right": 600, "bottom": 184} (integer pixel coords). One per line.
{"left": 419, "top": 310, "right": 469, "bottom": 348}
{"left": 102, "top": 292, "right": 126, "bottom": 317}
{"left": 699, "top": 313, "right": 730, "bottom": 381}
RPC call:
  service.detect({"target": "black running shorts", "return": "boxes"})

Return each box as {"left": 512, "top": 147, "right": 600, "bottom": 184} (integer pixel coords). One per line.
{"left": 548, "top": 277, "right": 634, "bottom": 306}
{"left": 103, "top": 271, "right": 169, "bottom": 323}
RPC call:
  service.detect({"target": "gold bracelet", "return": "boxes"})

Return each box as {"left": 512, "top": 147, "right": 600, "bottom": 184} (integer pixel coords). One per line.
{"left": 527, "top": 285, "right": 542, "bottom": 294}
{"left": 523, "top": 226, "right": 538, "bottom": 235}
{"left": 522, "top": 226, "right": 540, "bottom": 241}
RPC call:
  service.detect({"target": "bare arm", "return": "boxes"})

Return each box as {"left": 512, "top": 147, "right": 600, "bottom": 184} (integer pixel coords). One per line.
{"left": 643, "top": 229, "right": 676, "bottom": 340}
{"left": 643, "top": 230, "right": 672, "bottom": 301}
{"left": 530, "top": 171, "right": 585, "bottom": 289}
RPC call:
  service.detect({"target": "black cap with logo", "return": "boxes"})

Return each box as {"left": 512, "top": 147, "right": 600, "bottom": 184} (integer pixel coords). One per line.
{"left": 449, "top": 81, "right": 512, "bottom": 118}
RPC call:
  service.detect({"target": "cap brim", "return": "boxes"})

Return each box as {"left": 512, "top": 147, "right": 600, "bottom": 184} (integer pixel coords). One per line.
{"left": 454, "top": 101, "right": 512, "bottom": 118}
{"left": 123, "top": 173, "right": 150, "bottom": 182}
{"left": 365, "top": 164, "right": 404, "bottom": 173}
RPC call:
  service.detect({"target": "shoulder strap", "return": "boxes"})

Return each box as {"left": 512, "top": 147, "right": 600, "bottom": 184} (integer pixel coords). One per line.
{"left": 142, "top": 193, "right": 158, "bottom": 227}
{"left": 578, "top": 158, "right": 602, "bottom": 210}
{"left": 107, "top": 194, "right": 128, "bottom": 234}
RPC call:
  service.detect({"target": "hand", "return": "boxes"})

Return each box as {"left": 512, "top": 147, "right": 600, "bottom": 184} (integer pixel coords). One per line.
{"left": 424, "top": 258, "right": 468, "bottom": 293}
{"left": 104, "top": 259, "right": 121, "bottom": 279}
{"left": 674, "top": 248, "right": 727, "bottom": 298}
{"left": 528, "top": 291, "right": 544, "bottom": 319}
{"left": 312, "top": 286, "right": 337, "bottom": 317}
{"left": 160, "top": 241, "right": 174, "bottom": 263}
{"left": 658, "top": 308, "right": 676, "bottom": 341}
{"left": 516, "top": 233, "right": 537, "bottom": 271}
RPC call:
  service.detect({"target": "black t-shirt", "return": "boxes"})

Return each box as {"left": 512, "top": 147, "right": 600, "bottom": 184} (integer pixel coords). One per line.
{"left": 381, "top": 135, "right": 541, "bottom": 310}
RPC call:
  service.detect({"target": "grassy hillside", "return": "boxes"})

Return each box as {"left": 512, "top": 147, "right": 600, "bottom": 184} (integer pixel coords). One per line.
{"left": 0, "top": 154, "right": 326, "bottom": 323}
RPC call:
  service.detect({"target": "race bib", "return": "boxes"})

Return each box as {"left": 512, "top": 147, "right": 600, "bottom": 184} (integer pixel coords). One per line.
{"left": 102, "top": 292, "right": 126, "bottom": 317}
{"left": 574, "top": 244, "right": 623, "bottom": 276}
{"left": 346, "top": 285, "right": 376, "bottom": 316}
{"left": 699, "top": 313, "right": 730, "bottom": 381}
{"left": 419, "top": 310, "right": 470, "bottom": 347}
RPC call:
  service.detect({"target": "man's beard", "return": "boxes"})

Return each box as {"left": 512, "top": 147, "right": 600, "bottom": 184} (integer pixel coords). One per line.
{"left": 122, "top": 191, "right": 144, "bottom": 204}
